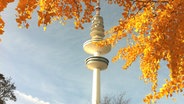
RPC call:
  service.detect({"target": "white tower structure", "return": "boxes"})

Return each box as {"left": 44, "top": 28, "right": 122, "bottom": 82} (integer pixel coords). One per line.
{"left": 83, "top": 1, "right": 111, "bottom": 104}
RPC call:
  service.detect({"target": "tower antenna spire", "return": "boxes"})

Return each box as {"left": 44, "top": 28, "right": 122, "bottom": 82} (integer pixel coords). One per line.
{"left": 96, "top": 0, "right": 100, "bottom": 15}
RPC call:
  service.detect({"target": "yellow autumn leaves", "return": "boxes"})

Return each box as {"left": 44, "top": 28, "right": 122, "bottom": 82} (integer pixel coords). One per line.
{"left": 0, "top": 0, "right": 184, "bottom": 103}
{"left": 99, "top": 0, "right": 184, "bottom": 103}
{"left": 0, "top": 0, "right": 96, "bottom": 34}
{"left": 0, "top": 0, "right": 14, "bottom": 34}
{"left": 0, "top": 16, "right": 5, "bottom": 34}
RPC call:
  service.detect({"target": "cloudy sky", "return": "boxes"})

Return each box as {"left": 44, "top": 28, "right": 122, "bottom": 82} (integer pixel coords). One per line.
{"left": 0, "top": 1, "right": 183, "bottom": 104}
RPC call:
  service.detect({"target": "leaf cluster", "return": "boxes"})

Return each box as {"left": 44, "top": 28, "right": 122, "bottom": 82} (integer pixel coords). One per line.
{"left": 100, "top": 0, "right": 184, "bottom": 103}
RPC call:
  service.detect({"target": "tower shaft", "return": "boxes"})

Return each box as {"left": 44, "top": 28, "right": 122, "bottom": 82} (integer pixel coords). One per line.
{"left": 83, "top": 1, "right": 111, "bottom": 104}
{"left": 92, "top": 68, "right": 100, "bottom": 104}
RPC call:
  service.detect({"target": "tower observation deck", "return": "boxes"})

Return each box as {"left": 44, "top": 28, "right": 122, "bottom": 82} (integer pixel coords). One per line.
{"left": 83, "top": 1, "right": 111, "bottom": 104}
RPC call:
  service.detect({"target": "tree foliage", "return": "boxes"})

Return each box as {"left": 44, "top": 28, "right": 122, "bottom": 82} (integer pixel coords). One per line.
{"left": 0, "top": 74, "right": 16, "bottom": 103}
{"left": 0, "top": 0, "right": 14, "bottom": 34}
{"left": 0, "top": 0, "right": 184, "bottom": 103}
{"left": 103, "top": 0, "right": 184, "bottom": 103}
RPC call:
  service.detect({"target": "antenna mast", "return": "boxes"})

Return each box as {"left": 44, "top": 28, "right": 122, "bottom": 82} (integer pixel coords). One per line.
{"left": 96, "top": 0, "right": 100, "bottom": 15}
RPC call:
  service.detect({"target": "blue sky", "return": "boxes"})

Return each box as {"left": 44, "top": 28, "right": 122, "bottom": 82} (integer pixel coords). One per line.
{"left": 0, "top": 1, "right": 183, "bottom": 104}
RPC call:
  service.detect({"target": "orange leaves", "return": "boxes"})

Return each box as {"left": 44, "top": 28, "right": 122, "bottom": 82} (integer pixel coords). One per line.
{"left": 0, "top": 1, "right": 6, "bottom": 12}
{"left": 141, "top": 12, "right": 183, "bottom": 103}
{"left": 74, "top": 20, "right": 83, "bottom": 29}
{"left": 143, "top": 94, "right": 154, "bottom": 103}
{"left": 122, "top": 12, "right": 128, "bottom": 19}
{"left": 36, "top": 0, "right": 95, "bottom": 30}
{"left": 15, "top": 0, "right": 38, "bottom": 28}
{"left": 0, "top": 0, "right": 14, "bottom": 35}
{"left": 0, "top": 0, "right": 98, "bottom": 34}
{"left": 121, "top": 45, "right": 141, "bottom": 69}
{"left": 102, "top": 0, "right": 184, "bottom": 104}
{"left": 39, "top": 0, "right": 45, "bottom": 12}
{"left": 0, "top": 0, "right": 14, "bottom": 12}
{"left": 0, "top": 0, "right": 183, "bottom": 103}
{"left": 112, "top": 42, "right": 144, "bottom": 69}
{"left": 0, "top": 16, "right": 5, "bottom": 34}
{"left": 143, "top": 77, "right": 184, "bottom": 103}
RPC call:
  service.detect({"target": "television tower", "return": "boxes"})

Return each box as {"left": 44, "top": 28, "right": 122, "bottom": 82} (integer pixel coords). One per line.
{"left": 83, "top": 1, "right": 111, "bottom": 104}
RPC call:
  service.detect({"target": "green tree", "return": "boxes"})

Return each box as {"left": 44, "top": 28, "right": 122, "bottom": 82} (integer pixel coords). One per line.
{"left": 0, "top": 74, "right": 16, "bottom": 104}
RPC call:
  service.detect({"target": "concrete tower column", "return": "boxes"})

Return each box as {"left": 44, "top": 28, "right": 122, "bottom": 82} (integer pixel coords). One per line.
{"left": 83, "top": 0, "right": 111, "bottom": 104}
{"left": 92, "top": 68, "right": 100, "bottom": 104}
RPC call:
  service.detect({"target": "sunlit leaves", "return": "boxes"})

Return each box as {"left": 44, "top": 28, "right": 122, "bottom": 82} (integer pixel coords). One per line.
{"left": 0, "top": 0, "right": 14, "bottom": 12}
{"left": 104, "top": 0, "right": 184, "bottom": 103}
{"left": 0, "top": 0, "right": 184, "bottom": 103}
{"left": 0, "top": 0, "right": 97, "bottom": 32}
{"left": 0, "top": 0, "right": 95, "bottom": 34}
{"left": 16, "top": 0, "right": 95, "bottom": 29}
{"left": 0, "top": 16, "right": 5, "bottom": 35}
{"left": 0, "top": 0, "right": 14, "bottom": 34}
{"left": 15, "top": 0, "right": 38, "bottom": 28}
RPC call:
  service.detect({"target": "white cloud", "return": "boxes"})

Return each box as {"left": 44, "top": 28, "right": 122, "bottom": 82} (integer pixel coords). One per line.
{"left": 7, "top": 91, "right": 50, "bottom": 104}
